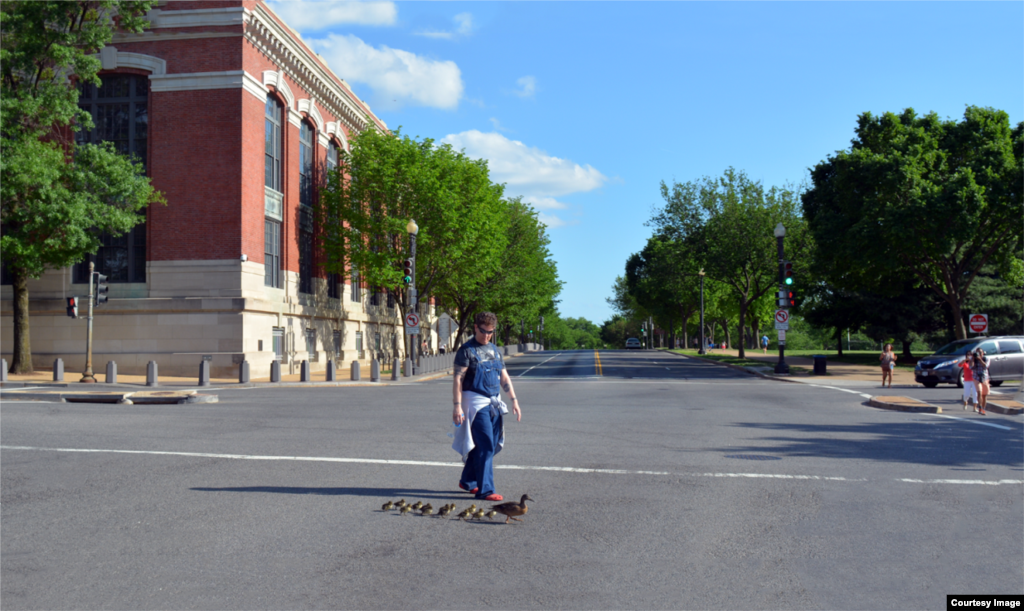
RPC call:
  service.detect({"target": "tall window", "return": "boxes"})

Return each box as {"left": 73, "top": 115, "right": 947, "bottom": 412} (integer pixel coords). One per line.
{"left": 327, "top": 141, "right": 339, "bottom": 172}
{"left": 264, "top": 95, "right": 283, "bottom": 288}
{"left": 298, "top": 121, "right": 315, "bottom": 294}
{"left": 264, "top": 219, "right": 281, "bottom": 288}
{"left": 75, "top": 74, "right": 148, "bottom": 283}
{"left": 265, "top": 95, "right": 282, "bottom": 192}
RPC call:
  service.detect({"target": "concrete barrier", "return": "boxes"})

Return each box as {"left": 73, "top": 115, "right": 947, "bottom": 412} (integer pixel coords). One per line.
{"left": 270, "top": 360, "right": 281, "bottom": 383}
{"left": 53, "top": 358, "right": 64, "bottom": 382}
{"left": 351, "top": 360, "right": 361, "bottom": 381}
{"left": 300, "top": 360, "right": 311, "bottom": 382}
{"left": 371, "top": 359, "right": 380, "bottom": 382}
{"left": 198, "top": 360, "right": 210, "bottom": 386}
{"left": 106, "top": 361, "right": 117, "bottom": 384}
{"left": 239, "top": 360, "right": 250, "bottom": 384}
{"left": 146, "top": 361, "right": 158, "bottom": 387}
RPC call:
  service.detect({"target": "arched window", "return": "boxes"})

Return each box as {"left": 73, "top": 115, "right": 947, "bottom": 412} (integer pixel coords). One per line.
{"left": 74, "top": 74, "right": 148, "bottom": 284}
{"left": 298, "top": 120, "right": 315, "bottom": 294}
{"left": 264, "top": 94, "right": 283, "bottom": 288}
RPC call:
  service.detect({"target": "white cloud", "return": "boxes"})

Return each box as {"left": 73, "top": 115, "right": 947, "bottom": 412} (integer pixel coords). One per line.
{"left": 442, "top": 130, "right": 606, "bottom": 196}
{"left": 489, "top": 117, "right": 510, "bottom": 132}
{"left": 441, "top": 130, "right": 606, "bottom": 228}
{"left": 266, "top": 1, "right": 396, "bottom": 30}
{"left": 415, "top": 12, "right": 474, "bottom": 40}
{"left": 537, "top": 213, "right": 573, "bottom": 229}
{"left": 513, "top": 75, "right": 536, "bottom": 98}
{"left": 307, "top": 34, "right": 463, "bottom": 109}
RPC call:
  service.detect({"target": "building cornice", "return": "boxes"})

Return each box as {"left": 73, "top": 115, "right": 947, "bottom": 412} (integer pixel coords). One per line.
{"left": 246, "top": 2, "right": 386, "bottom": 136}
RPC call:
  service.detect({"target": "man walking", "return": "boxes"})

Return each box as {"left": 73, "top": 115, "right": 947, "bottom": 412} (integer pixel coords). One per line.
{"left": 451, "top": 312, "right": 522, "bottom": 502}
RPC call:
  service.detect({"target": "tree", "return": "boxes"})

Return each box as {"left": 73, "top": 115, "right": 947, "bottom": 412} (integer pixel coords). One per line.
{"left": 1, "top": 0, "right": 163, "bottom": 373}
{"left": 650, "top": 169, "right": 808, "bottom": 357}
{"left": 803, "top": 106, "right": 1024, "bottom": 340}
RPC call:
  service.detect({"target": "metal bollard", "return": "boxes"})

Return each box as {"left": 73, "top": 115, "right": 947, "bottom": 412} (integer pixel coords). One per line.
{"left": 351, "top": 360, "right": 361, "bottom": 381}
{"left": 270, "top": 360, "right": 281, "bottom": 383}
{"left": 199, "top": 360, "right": 211, "bottom": 386}
{"left": 404, "top": 358, "right": 412, "bottom": 377}
{"left": 326, "top": 359, "right": 336, "bottom": 382}
{"left": 0, "top": 358, "right": 7, "bottom": 382}
{"left": 300, "top": 360, "right": 311, "bottom": 382}
{"left": 105, "top": 361, "right": 117, "bottom": 384}
{"left": 371, "top": 359, "right": 380, "bottom": 382}
{"left": 146, "top": 360, "right": 159, "bottom": 387}
{"left": 391, "top": 358, "right": 399, "bottom": 381}
{"left": 239, "top": 360, "right": 250, "bottom": 384}
{"left": 53, "top": 358, "right": 64, "bottom": 382}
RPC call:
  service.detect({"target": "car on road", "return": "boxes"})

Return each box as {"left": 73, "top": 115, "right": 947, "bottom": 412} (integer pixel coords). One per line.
{"left": 625, "top": 338, "right": 641, "bottom": 349}
{"left": 914, "top": 336, "right": 1024, "bottom": 388}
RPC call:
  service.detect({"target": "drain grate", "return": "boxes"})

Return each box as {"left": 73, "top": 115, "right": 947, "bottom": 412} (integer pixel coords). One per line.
{"left": 724, "top": 454, "right": 782, "bottom": 461}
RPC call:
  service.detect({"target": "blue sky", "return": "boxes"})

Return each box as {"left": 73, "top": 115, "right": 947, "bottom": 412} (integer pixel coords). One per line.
{"left": 269, "top": 1, "right": 1024, "bottom": 324}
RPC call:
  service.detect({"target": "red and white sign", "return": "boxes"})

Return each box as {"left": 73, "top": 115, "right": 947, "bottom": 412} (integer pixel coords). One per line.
{"left": 405, "top": 312, "right": 421, "bottom": 335}
{"left": 775, "top": 309, "right": 789, "bottom": 324}
{"left": 969, "top": 313, "right": 988, "bottom": 334}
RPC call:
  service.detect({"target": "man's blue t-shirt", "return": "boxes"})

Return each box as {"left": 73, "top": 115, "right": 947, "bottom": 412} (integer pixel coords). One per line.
{"left": 454, "top": 338, "right": 504, "bottom": 392}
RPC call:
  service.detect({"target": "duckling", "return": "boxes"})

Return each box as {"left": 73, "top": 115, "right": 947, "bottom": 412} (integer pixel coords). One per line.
{"left": 490, "top": 494, "right": 534, "bottom": 524}
{"left": 395, "top": 499, "right": 407, "bottom": 508}
{"left": 456, "top": 509, "right": 472, "bottom": 521}
{"left": 485, "top": 509, "right": 498, "bottom": 521}
{"left": 437, "top": 505, "right": 452, "bottom": 518}
{"left": 411, "top": 501, "right": 423, "bottom": 511}
{"left": 448, "top": 503, "right": 456, "bottom": 514}
{"left": 468, "top": 504, "right": 477, "bottom": 513}
{"left": 473, "top": 508, "right": 486, "bottom": 520}
{"left": 399, "top": 505, "right": 413, "bottom": 516}
{"left": 420, "top": 504, "right": 434, "bottom": 516}
{"left": 381, "top": 500, "right": 395, "bottom": 511}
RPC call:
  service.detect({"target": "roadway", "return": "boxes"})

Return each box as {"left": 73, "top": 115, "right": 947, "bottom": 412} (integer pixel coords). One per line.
{"left": 2, "top": 349, "right": 1021, "bottom": 609}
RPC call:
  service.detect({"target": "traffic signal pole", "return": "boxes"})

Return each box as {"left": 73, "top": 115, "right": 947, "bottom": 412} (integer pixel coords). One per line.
{"left": 80, "top": 262, "right": 97, "bottom": 383}
{"left": 774, "top": 228, "right": 790, "bottom": 375}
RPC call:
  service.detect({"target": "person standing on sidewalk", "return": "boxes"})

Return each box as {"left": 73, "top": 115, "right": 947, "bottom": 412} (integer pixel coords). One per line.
{"left": 879, "top": 344, "right": 897, "bottom": 388}
{"left": 972, "top": 349, "right": 991, "bottom": 415}
{"left": 957, "top": 350, "right": 977, "bottom": 410}
{"left": 451, "top": 312, "right": 522, "bottom": 502}
{"left": 761, "top": 334, "right": 769, "bottom": 354}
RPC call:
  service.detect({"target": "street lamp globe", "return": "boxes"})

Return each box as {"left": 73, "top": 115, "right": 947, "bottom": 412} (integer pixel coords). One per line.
{"left": 774, "top": 223, "right": 786, "bottom": 238}
{"left": 406, "top": 219, "right": 419, "bottom": 235}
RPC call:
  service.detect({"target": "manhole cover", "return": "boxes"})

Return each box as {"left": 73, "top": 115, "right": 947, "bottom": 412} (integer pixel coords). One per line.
{"left": 724, "top": 454, "right": 782, "bottom": 461}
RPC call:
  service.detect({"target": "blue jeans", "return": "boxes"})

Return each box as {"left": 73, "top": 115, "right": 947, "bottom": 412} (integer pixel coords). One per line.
{"left": 460, "top": 407, "right": 503, "bottom": 498}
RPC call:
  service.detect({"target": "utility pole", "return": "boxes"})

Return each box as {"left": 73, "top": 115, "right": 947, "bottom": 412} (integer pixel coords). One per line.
{"left": 80, "top": 262, "right": 96, "bottom": 383}
{"left": 698, "top": 269, "right": 706, "bottom": 354}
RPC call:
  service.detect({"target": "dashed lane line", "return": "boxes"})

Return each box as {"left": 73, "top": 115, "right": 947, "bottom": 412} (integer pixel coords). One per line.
{"left": 1, "top": 445, "right": 1020, "bottom": 486}
{"left": 517, "top": 353, "right": 560, "bottom": 377}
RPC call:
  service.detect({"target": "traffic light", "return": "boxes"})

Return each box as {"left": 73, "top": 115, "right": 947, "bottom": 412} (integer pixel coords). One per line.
{"left": 777, "top": 289, "right": 790, "bottom": 308}
{"left": 66, "top": 297, "right": 78, "bottom": 318}
{"left": 402, "top": 259, "right": 413, "bottom": 285}
{"left": 784, "top": 262, "right": 794, "bottom": 285}
{"left": 94, "top": 273, "right": 108, "bottom": 305}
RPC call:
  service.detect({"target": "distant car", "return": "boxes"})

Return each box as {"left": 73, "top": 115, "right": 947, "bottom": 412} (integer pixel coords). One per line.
{"left": 914, "top": 336, "right": 1024, "bottom": 388}
{"left": 625, "top": 338, "right": 641, "bottom": 349}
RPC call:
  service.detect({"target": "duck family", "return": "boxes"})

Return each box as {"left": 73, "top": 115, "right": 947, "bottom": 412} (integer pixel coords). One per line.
{"left": 378, "top": 495, "right": 533, "bottom": 524}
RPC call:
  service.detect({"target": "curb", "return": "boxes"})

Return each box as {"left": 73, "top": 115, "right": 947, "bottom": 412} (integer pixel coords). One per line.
{"left": 660, "top": 351, "right": 803, "bottom": 384}
{"left": 985, "top": 400, "right": 1024, "bottom": 416}
{"left": 867, "top": 396, "right": 941, "bottom": 413}
{"left": 1, "top": 390, "right": 218, "bottom": 404}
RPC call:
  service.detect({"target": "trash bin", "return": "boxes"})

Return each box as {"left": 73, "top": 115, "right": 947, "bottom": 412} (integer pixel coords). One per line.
{"left": 813, "top": 355, "right": 827, "bottom": 375}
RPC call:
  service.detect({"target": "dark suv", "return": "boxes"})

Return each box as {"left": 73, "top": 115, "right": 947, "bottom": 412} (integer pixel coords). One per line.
{"left": 914, "top": 336, "right": 1024, "bottom": 388}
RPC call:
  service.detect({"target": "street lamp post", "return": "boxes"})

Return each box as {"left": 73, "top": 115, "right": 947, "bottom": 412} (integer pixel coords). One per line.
{"left": 774, "top": 223, "right": 790, "bottom": 374}
{"left": 406, "top": 218, "right": 419, "bottom": 374}
{"left": 698, "top": 268, "right": 706, "bottom": 355}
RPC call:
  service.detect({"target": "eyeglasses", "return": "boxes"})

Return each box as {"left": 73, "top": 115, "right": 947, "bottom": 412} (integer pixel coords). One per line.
{"left": 476, "top": 327, "right": 495, "bottom": 336}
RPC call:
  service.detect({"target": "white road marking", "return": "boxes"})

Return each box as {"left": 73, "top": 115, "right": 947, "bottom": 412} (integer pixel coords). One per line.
{"left": 860, "top": 394, "right": 873, "bottom": 399}
{"left": 928, "top": 414, "right": 1013, "bottom": 431}
{"left": 2, "top": 445, "right": 1019, "bottom": 486}
{"left": 517, "top": 354, "right": 559, "bottom": 377}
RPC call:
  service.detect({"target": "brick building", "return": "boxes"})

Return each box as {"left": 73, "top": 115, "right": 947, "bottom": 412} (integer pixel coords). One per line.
{"left": 0, "top": 0, "right": 431, "bottom": 378}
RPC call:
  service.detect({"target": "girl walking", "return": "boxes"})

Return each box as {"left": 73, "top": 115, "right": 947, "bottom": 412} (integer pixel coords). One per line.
{"left": 879, "top": 344, "right": 897, "bottom": 388}
{"left": 957, "top": 351, "right": 977, "bottom": 410}
{"left": 972, "top": 349, "right": 991, "bottom": 415}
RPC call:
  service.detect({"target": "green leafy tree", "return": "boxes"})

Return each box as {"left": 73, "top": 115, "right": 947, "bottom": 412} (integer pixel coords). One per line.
{"left": 803, "top": 106, "right": 1023, "bottom": 340}
{"left": 1, "top": 0, "right": 163, "bottom": 373}
{"left": 650, "top": 169, "right": 808, "bottom": 357}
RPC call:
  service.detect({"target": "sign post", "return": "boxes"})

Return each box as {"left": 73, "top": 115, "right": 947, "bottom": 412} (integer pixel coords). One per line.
{"left": 773, "top": 224, "right": 790, "bottom": 374}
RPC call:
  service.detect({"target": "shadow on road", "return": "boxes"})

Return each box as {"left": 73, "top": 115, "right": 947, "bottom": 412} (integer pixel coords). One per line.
{"left": 189, "top": 486, "right": 470, "bottom": 500}
{"left": 715, "top": 419, "right": 1024, "bottom": 468}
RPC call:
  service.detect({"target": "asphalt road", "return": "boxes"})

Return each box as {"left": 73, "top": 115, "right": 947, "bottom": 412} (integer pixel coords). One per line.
{"left": 2, "top": 350, "right": 1022, "bottom": 610}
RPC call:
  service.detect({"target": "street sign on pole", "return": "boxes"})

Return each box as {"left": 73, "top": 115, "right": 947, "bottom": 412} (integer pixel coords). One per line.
{"left": 436, "top": 313, "right": 454, "bottom": 345}
{"left": 777, "top": 330, "right": 786, "bottom": 341}
{"left": 774, "top": 309, "right": 790, "bottom": 330}
{"left": 404, "top": 312, "right": 421, "bottom": 335}
{"left": 969, "top": 313, "right": 988, "bottom": 334}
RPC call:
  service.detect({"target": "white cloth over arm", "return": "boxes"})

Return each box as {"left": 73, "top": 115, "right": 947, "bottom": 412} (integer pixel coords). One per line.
{"left": 451, "top": 391, "right": 508, "bottom": 462}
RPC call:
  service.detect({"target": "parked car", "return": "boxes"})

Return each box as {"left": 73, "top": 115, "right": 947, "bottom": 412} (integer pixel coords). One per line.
{"left": 625, "top": 338, "right": 641, "bottom": 349}
{"left": 914, "top": 336, "right": 1024, "bottom": 388}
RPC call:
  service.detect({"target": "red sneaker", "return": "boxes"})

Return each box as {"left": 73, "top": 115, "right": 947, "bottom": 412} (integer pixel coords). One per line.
{"left": 481, "top": 493, "right": 503, "bottom": 502}
{"left": 458, "top": 482, "right": 479, "bottom": 494}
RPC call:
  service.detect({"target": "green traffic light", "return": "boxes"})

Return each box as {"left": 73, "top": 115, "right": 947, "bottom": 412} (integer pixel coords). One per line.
{"left": 785, "top": 278, "right": 793, "bottom": 285}
{"left": 403, "top": 276, "right": 412, "bottom": 284}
